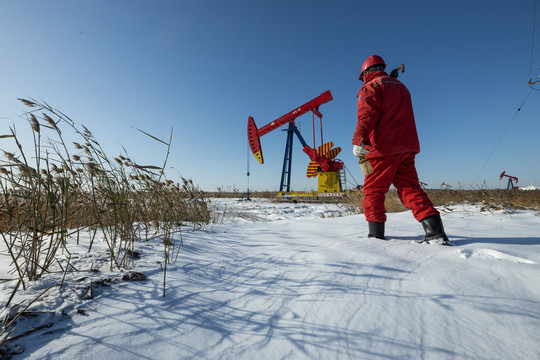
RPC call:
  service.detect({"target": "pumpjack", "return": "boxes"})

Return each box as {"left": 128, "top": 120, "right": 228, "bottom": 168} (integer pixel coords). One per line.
{"left": 499, "top": 171, "right": 519, "bottom": 190}
{"left": 247, "top": 90, "right": 344, "bottom": 197}
{"left": 441, "top": 182, "right": 452, "bottom": 189}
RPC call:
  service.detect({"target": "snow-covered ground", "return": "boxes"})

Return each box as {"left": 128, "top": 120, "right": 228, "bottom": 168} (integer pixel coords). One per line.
{"left": 1, "top": 198, "right": 539, "bottom": 359}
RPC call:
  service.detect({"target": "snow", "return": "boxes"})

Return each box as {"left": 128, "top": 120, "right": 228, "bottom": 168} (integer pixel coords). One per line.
{"left": 520, "top": 185, "right": 540, "bottom": 190}
{"left": 1, "top": 199, "right": 540, "bottom": 359}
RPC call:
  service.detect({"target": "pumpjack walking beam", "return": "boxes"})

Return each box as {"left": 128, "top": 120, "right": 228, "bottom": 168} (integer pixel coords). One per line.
{"left": 247, "top": 90, "right": 344, "bottom": 193}
{"left": 248, "top": 91, "right": 342, "bottom": 168}
{"left": 248, "top": 90, "right": 333, "bottom": 165}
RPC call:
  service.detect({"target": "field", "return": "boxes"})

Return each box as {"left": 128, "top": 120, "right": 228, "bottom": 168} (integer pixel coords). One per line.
{"left": 210, "top": 188, "right": 540, "bottom": 212}
{"left": 1, "top": 99, "right": 539, "bottom": 358}
{"left": 1, "top": 197, "right": 539, "bottom": 359}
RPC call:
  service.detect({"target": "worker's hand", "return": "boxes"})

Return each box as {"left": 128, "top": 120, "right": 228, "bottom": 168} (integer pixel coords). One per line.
{"left": 353, "top": 144, "right": 369, "bottom": 159}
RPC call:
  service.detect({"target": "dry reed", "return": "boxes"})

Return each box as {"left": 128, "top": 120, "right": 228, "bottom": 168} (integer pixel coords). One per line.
{"left": 344, "top": 188, "right": 540, "bottom": 213}
{"left": 0, "top": 98, "right": 210, "bottom": 319}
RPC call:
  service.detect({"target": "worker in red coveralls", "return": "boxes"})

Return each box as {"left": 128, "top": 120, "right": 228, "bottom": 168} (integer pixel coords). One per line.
{"left": 352, "top": 55, "right": 451, "bottom": 245}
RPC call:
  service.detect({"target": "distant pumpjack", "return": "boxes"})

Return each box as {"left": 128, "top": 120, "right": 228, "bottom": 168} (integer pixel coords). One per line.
{"left": 499, "top": 171, "right": 519, "bottom": 190}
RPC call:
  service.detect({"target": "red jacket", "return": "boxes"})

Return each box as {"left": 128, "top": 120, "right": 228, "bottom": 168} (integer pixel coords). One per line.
{"left": 353, "top": 71, "right": 420, "bottom": 158}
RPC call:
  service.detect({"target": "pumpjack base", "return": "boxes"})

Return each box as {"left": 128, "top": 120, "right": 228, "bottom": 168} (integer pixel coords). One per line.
{"left": 277, "top": 171, "right": 343, "bottom": 202}
{"left": 317, "top": 172, "right": 341, "bottom": 193}
{"left": 277, "top": 192, "right": 344, "bottom": 197}
{"left": 277, "top": 191, "right": 344, "bottom": 203}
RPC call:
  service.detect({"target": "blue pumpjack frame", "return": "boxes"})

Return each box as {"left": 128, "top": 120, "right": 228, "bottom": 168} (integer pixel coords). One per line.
{"left": 279, "top": 122, "right": 308, "bottom": 193}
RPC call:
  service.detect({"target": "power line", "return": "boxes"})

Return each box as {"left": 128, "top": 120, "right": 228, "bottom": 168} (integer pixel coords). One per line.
{"left": 472, "top": 1, "right": 538, "bottom": 186}
{"left": 344, "top": 164, "right": 360, "bottom": 188}
{"left": 470, "top": 91, "right": 532, "bottom": 186}
{"left": 246, "top": 140, "right": 251, "bottom": 199}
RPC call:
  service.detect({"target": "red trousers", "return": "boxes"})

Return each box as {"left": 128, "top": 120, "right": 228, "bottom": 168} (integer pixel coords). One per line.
{"left": 362, "top": 152, "right": 439, "bottom": 222}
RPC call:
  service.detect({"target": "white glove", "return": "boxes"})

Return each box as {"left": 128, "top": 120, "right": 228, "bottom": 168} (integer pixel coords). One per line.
{"left": 353, "top": 144, "right": 369, "bottom": 159}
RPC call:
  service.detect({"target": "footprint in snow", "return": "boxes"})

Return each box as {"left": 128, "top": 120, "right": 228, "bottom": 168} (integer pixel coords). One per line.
{"left": 458, "top": 248, "right": 535, "bottom": 264}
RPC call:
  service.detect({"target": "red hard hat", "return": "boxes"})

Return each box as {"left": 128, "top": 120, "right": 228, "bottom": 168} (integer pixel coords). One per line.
{"left": 359, "top": 55, "right": 386, "bottom": 80}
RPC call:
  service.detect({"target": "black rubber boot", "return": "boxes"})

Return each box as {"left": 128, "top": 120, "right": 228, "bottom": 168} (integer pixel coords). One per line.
{"left": 420, "top": 214, "right": 451, "bottom": 245}
{"left": 368, "top": 222, "right": 385, "bottom": 240}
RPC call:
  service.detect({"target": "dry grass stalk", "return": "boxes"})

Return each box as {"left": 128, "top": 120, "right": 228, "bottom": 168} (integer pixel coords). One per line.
{"left": 1, "top": 98, "right": 209, "bottom": 290}
{"left": 344, "top": 188, "right": 540, "bottom": 213}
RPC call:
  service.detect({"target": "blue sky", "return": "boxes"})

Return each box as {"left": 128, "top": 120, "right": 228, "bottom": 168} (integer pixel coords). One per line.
{"left": 1, "top": 0, "right": 539, "bottom": 191}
